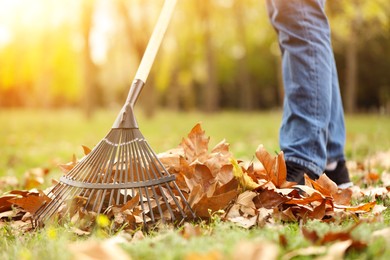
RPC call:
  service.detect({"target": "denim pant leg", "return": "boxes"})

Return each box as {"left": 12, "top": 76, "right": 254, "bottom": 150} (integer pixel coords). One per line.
{"left": 326, "top": 57, "right": 346, "bottom": 164}
{"left": 266, "top": 0, "right": 344, "bottom": 175}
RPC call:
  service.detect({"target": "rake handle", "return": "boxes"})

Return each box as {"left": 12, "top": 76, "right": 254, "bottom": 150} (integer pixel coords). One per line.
{"left": 113, "top": 0, "right": 177, "bottom": 129}
{"left": 135, "top": 0, "right": 177, "bottom": 84}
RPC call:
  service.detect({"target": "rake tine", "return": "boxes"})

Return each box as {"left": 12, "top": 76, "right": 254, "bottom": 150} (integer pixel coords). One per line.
{"left": 133, "top": 138, "right": 155, "bottom": 223}
{"left": 139, "top": 141, "right": 174, "bottom": 221}
{"left": 143, "top": 140, "right": 194, "bottom": 218}
{"left": 136, "top": 140, "right": 164, "bottom": 222}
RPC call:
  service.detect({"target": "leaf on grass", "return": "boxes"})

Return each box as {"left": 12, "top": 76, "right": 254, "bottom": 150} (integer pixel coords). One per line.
{"left": 233, "top": 240, "right": 279, "bottom": 260}
{"left": 120, "top": 194, "right": 140, "bottom": 212}
{"left": 180, "top": 223, "right": 202, "bottom": 240}
{"left": 253, "top": 188, "right": 289, "bottom": 209}
{"left": 335, "top": 201, "right": 376, "bottom": 213}
{"left": 281, "top": 246, "right": 327, "bottom": 260}
{"left": 316, "top": 240, "right": 352, "bottom": 260}
{"left": 185, "top": 250, "right": 223, "bottom": 260}
{"left": 333, "top": 188, "right": 353, "bottom": 206}
{"left": 8, "top": 193, "right": 51, "bottom": 214}
{"left": 302, "top": 227, "right": 320, "bottom": 244}
{"left": 316, "top": 174, "right": 338, "bottom": 197}
{"left": 23, "top": 167, "right": 50, "bottom": 189}
{"left": 308, "top": 199, "right": 327, "bottom": 220}
{"left": 192, "top": 189, "right": 237, "bottom": 218}
{"left": 69, "top": 239, "right": 131, "bottom": 260}
{"left": 0, "top": 194, "right": 18, "bottom": 213}
{"left": 274, "top": 151, "right": 288, "bottom": 188}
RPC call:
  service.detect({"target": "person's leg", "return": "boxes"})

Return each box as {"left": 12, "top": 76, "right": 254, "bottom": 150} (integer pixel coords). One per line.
{"left": 266, "top": 0, "right": 333, "bottom": 183}
{"left": 325, "top": 60, "right": 352, "bottom": 187}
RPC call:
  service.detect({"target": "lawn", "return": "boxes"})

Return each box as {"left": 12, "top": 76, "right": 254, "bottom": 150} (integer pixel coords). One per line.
{"left": 1, "top": 109, "right": 390, "bottom": 260}
{"left": 1, "top": 108, "right": 389, "bottom": 179}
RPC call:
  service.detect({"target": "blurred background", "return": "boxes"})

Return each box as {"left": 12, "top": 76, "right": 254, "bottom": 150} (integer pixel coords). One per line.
{"left": 0, "top": 0, "right": 389, "bottom": 116}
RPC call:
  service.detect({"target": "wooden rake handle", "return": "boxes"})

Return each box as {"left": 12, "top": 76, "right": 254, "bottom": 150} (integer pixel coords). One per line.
{"left": 135, "top": 0, "right": 177, "bottom": 83}
{"left": 114, "top": 0, "right": 177, "bottom": 129}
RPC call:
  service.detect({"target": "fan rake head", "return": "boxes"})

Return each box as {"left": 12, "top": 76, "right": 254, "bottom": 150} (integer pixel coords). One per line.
{"left": 33, "top": 127, "right": 195, "bottom": 228}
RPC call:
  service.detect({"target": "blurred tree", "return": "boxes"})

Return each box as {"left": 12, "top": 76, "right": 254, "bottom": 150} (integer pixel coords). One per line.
{"left": 233, "top": 1, "right": 253, "bottom": 110}
{"left": 81, "top": 0, "right": 97, "bottom": 118}
{"left": 197, "top": 0, "right": 219, "bottom": 112}
{"left": 328, "top": 0, "right": 390, "bottom": 113}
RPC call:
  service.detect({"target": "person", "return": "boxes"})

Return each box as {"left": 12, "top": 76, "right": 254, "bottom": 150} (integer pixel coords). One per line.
{"left": 265, "top": 0, "right": 352, "bottom": 188}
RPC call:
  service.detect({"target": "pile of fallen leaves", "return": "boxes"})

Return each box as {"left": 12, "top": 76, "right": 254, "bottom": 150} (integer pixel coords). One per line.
{"left": 0, "top": 123, "right": 389, "bottom": 233}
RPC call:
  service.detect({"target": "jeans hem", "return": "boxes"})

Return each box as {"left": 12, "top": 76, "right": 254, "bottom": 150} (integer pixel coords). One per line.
{"left": 285, "top": 156, "right": 323, "bottom": 176}
{"left": 326, "top": 156, "right": 346, "bottom": 165}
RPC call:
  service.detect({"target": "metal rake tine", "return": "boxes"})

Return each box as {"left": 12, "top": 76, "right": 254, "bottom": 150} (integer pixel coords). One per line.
{"left": 138, "top": 140, "right": 174, "bottom": 221}
{"left": 146, "top": 140, "right": 195, "bottom": 217}
{"left": 142, "top": 140, "right": 189, "bottom": 217}
{"left": 95, "top": 131, "right": 120, "bottom": 214}
{"left": 133, "top": 138, "right": 155, "bottom": 222}
{"left": 135, "top": 139, "right": 165, "bottom": 222}
{"left": 129, "top": 138, "right": 147, "bottom": 225}
{"left": 84, "top": 139, "right": 116, "bottom": 211}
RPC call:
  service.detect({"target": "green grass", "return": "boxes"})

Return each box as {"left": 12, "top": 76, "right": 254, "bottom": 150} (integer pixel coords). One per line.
{"left": 1, "top": 109, "right": 390, "bottom": 259}
{"left": 1, "top": 108, "right": 389, "bottom": 179}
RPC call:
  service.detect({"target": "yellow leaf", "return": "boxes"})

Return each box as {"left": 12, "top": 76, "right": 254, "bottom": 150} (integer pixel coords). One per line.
{"left": 230, "top": 158, "right": 259, "bottom": 191}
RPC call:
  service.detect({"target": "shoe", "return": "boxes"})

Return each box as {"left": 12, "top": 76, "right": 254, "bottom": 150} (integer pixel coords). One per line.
{"left": 324, "top": 160, "right": 353, "bottom": 189}
{"left": 286, "top": 161, "right": 318, "bottom": 185}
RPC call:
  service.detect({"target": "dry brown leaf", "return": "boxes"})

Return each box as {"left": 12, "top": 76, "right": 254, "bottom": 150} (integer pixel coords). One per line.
{"left": 131, "top": 230, "right": 145, "bottom": 242}
{"left": 274, "top": 151, "right": 288, "bottom": 188}
{"left": 255, "top": 145, "right": 275, "bottom": 176}
{"left": 333, "top": 188, "right": 353, "bottom": 206}
{"left": 281, "top": 246, "right": 327, "bottom": 260}
{"left": 335, "top": 201, "right": 376, "bottom": 213}
{"left": 185, "top": 250, "right": 223, "bottom": 260}
{"left": 8, "top": 193, "right": 51, "bottom": 214}
{"left": 120, "top": 194, "right": 140, "bottom": 212}
{"left": 308, "top": 199, "right": 327, "bottom": 220}
{"left": 316, "top": 240, "right": 353, "bottom": 260}
{"left": 23, "top": 168, "right": 49, "bottom": 189}
{"left": 0, "top": 194, "right": 18, "bottom": 213}
{"left": 180, "top": 222, "right": 202, "bottom": 239}
{"left": 232, "top": 240, "right": 279, "bottom": 260}
{"left": 187, "top": 184, "right": 203, "bottom": 208}
{"left": 82, "top": 145, "right": 92, "bottom": 156}
{"left": 316, "top": 174, "right": 338, "bottom": 196}
{"left": 192, "top": 189, "right": 237, "bottom": 218}
{"left": 69, "top": 238, "right": 131, "bottom": 260}
{"left": 179, "top": 123, "right": 209, "bottom": 163}
{"left": 253, "top": 188, "right": 289, "bottom": 209}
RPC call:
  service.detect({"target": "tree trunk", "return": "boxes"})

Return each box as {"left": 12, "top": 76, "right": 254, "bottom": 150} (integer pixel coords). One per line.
{"left": 233, "top": 2, "right": 252, "bottom": 111}
{"left": 198, "top": 1, "right": 218, "bottom": 112}
{"left": 344, "top": 6, "right": 361, "bottom": 114}
{"left": 82, "top": 0, "right": 96, "bottom": 119}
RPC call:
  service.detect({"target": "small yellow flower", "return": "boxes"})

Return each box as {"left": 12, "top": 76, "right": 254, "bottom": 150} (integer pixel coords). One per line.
{"left": 96, "top": 214, "right": 110, "bottom": 228}
{"left": 46, "top": 226, "right": 57, "bottom": 240}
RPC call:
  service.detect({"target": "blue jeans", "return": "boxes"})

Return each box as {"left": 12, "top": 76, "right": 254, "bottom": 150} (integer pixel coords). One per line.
{"left": 266, "top": 0, "right": 346, "bottom": 176}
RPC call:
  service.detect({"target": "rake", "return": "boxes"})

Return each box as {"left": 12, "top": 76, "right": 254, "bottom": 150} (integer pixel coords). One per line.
{"left": 34, "top": 0, "right": 195, "bottom": 228}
